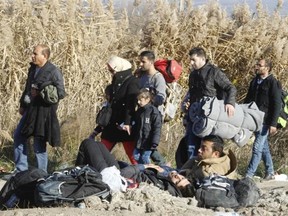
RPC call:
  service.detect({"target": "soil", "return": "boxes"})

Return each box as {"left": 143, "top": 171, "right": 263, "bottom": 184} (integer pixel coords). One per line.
{"left": 0, "top": 177, "right": 288, "bottom": 216}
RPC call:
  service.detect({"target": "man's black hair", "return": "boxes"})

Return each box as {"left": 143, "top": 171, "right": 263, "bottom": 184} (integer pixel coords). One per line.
{"left": 188, "top": 47, "right": 206, "bottom": 59}
{"left": 140, "top": 50, "right": 155, "bottom": 61}
{"left": 202, "top": 135, "right": 224, "bottom": 156}
{"left": 179, "top": 184, "right": 195, "bottom": 198}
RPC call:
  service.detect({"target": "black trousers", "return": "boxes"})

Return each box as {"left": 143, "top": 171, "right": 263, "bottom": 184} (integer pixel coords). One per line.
{"left": 75, "top": 139, "right": 119, "bottom": 172}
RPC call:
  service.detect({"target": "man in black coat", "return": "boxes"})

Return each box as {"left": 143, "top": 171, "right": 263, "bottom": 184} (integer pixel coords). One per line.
{"left": 179, "top": 47, "right": 237, "bottom": 166}
{"left": 13, "top": 44, "right": 66, "bottom": 173}
{"left": 245, "top": 58, "right": 281, "bottom": 180}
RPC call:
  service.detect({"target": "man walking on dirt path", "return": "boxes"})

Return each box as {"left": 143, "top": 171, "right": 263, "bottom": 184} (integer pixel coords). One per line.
{"left": 245, "top": 58, "right": 281, "bottom": 180}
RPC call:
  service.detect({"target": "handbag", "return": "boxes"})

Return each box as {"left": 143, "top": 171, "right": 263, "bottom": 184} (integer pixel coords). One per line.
{"left": 96, "top": 104, "right": 112, "bottom": 127}
{"left": 95, "top": 75, "right": 132, "bottom": 127}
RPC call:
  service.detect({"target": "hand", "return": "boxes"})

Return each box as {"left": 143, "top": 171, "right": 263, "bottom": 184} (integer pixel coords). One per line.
{"left": 225, "top": 104, "right": 235, "bottom": 117}
{"left": 19, "top": 107, "right": 25, "bottom": 115}
{"left": 269, "top": 126, "right": 277, "bottom": 136}
{"left": 184, "top": 101, "right": 190, "bottom": 111}
{"left": 88, "top": 131, "right": 98, "bottom": 139}
{"left": 31, "top": 88, "right": 40, "bottom": 97}
{"left": 122, "top": 125, "right": 131, "bottom": 135}
{"left": 144, "top": 164, "right": 164, "bottom": 173}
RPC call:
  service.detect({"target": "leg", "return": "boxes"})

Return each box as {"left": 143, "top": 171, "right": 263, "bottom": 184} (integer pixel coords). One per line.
{"left": 101, "top": 138, "right": 115, "bottom": 151}
{"left": 33, "top": 136, "right": 48, "bottom": 172}
{"left": 150, "top": 150, "right": 166, "bottom": 166}
{"left": 140, "top": 150, "right": 152, "bottom": 164}
{"left": 186, "top": 121, "right": 201, "bottom": 159}
{"left": 133, "top": 148, "right": 141, "bottom": 163}
{"left": 246, "top": 125, "right": 269, "bottom": 177}
{"left": 14, "top": 115, "right": 29, "bottom": 172}
{"left": 261, "top": 138, "right": 274, "bottom": 176}
{"left": 76, "top": 139, "right": 119, "bottom": 172}
{"left": 122, "top": 141, "right": 137, "bottom": 165}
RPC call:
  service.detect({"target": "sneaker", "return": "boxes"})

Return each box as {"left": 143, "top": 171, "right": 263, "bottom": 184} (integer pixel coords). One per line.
{"left": 1, "top": 169, "right": 18, "bottom": 181}
{"left": 263, "top": 173, "right": 275, "bottom": 181}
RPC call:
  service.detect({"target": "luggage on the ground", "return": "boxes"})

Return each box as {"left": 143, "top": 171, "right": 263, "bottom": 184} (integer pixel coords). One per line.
{"left": 34, "top": 165, "right": 111, "bottom": 206}
{"left": 195, "top": 174, "right": 239, "bottom": 208}
{"left": 0, "top": 168, "right": 48, "bottom": 209}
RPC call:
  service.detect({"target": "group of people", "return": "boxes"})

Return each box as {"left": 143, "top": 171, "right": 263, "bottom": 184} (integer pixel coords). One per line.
{"left": 9, "top": 44, "right": 282, "bottom": 196}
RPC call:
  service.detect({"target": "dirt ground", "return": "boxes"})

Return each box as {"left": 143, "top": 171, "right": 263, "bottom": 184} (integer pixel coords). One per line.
{"left": 0, "top": 177, "right": 288, "bottom": 216}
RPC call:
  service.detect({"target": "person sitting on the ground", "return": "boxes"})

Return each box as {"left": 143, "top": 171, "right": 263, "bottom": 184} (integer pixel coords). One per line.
{"left": 180, "top": 135, "right": 238, "bottom": 181}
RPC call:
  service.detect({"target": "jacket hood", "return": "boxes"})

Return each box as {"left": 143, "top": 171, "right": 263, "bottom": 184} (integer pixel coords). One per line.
{"left": 107, "top": 56, "right": 132, "bottom": 72}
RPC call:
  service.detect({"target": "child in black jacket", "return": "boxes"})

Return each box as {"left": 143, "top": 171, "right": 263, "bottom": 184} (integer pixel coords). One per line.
{"left": 133, "top": 89, "right": 162, "bottom": 164}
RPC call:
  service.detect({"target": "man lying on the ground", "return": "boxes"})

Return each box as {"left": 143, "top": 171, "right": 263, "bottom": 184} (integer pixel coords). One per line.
{"left": 75, "top": 135, "right": 237, "bottom": 197}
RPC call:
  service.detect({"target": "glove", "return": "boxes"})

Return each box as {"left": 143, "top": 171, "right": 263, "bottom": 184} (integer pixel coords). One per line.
{"left": 88, "top": 130, "right": 98, "bottom": 140}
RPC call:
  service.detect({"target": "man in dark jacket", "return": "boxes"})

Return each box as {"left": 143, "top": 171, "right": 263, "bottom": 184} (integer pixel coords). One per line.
{"left": 245, "top": 58, "right": 281, "bottom": 180}
{"left": 13, "top": 44, "right": 66, "bottom": 173}
{"left": 180, "top": 47, "right": 237, "bottom": 165}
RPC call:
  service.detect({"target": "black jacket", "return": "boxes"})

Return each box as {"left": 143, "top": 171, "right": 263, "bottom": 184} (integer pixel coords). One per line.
{"left": 188, "top": 62, "right": 237, "bottom": 106}
{"left": 20, "top": 62, "right": 66, "bottom": 147}
{"left": 133, "top": 103, "right": 162, "bottom": 150}
{"left": 101, "top": 69, "right": 140, "bottom": 142}
{"left": 244, "top": 74, "right": 281, "bottom": 127}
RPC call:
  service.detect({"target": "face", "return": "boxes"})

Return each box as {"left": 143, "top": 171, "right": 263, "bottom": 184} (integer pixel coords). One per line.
{"left": 255, "top": 59, "right": 269, "bottom": 76}
{"left": 169, "top": 171, "right": 191, "bottom": 188}
{"left": 190, "top": 54, "right": 206, "bottom": 70}
{"left": 139, "top": 56, "right": 153, "bottom": 72}
{"left": 197, "top": 140, "right": 218, "bottom": 160}
{"left": 137, "top": 97, "right": 150, "bottom": 107}
{"left": 31, "top": 46, "right": 47, "bottom": 67}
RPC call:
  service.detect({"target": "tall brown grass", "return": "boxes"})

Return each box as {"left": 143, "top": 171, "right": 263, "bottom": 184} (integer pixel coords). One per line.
{"left": 0, "top": 0, "right": 287, "bottom": 174}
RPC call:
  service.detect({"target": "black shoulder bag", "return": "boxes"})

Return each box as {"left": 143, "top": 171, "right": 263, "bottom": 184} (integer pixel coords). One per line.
{"left": 96, "top": 75, "right": 132, "bottom": 127}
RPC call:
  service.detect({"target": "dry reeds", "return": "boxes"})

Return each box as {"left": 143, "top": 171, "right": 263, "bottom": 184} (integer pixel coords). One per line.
{"left": 0, "top": 0, "right": 287, "bottom": 171}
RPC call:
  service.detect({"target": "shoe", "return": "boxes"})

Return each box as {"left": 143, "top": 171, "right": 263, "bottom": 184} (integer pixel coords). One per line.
{"left": 263, "top": 173, "right": 275, "bottom": 181}
{"left": 1, "top": 169, "right": 18, "bottom": 181}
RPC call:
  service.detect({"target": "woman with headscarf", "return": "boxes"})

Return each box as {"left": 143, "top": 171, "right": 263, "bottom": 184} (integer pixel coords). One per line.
{"left": 100, "top": 56, "right": 140, "bottom": 164}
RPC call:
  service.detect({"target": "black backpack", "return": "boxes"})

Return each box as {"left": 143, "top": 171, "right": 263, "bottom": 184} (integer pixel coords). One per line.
{"left": 195, "top": 174, "right": 239, "bottom": 209}
{"left": 34, "top": 165, "right": 111, "bottom": 207}
{"left": 0, "top": 168, "right": 48, "bottom": 209}
{"left": 234, "top": 177, "right": 260, "bottom": 207}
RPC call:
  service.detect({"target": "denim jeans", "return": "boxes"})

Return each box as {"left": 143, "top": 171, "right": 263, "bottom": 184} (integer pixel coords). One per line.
{"left": 186, "top": 120, "right": 201, "bottom": 159}
{"left": 14, "top": 113, "right": 48, "bottom": 172}
{"left": 133, "top": 149, "right": 152, "bottom": 164}
{"left": 150, "top": 150, "right": 166, "bottom": 166}
{"left": 246, "top": 125, "right": 274, "bottom": 177}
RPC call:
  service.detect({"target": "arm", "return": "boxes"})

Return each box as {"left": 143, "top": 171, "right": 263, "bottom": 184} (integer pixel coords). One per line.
{"left": 214, "top": 69, "right": 237, "bottom": 107}
{"left": 267, "top": 80, "right": 282, "bottom": 129}
{"left": 150, "top": 109, "right": 162, "bottom": 149}
{"left": 51, "top": 67, "right": 66, "bottom": 99}
{"left": 214, "top": 69, "right": 237, "bottom": 117}
{"left": 152, "top": 74, "right": 166, "bottom": 106}
{"left": 122, "top": 78, "right": 140, "bottom": 134}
